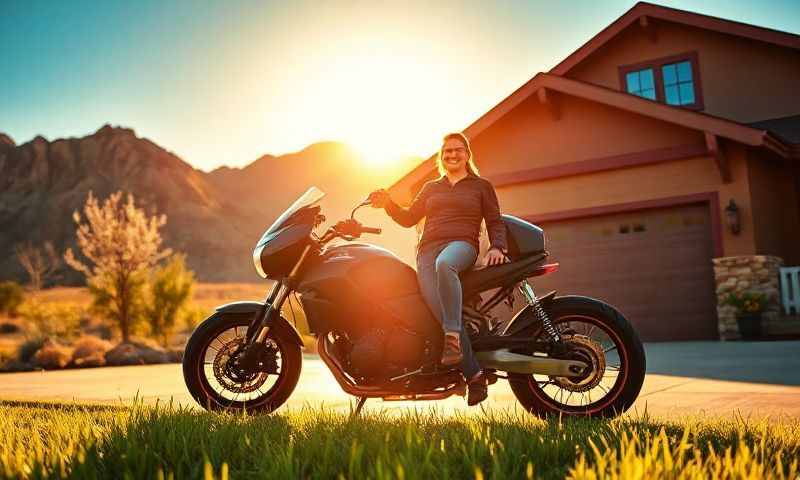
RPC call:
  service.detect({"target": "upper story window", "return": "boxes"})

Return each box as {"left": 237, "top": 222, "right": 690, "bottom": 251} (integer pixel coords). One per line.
{"left": 625, "top": 68, "right": 656, "bottom": 100}
{"left": 662, "top": 60, "right": 695, "bottom": 106}
{"left": 618, "top": 52, "right": 704, "bottom": 110}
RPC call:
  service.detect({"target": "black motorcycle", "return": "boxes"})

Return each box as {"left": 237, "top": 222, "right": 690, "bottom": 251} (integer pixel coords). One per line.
{"left": 183, "top": 187, "right": 646, "bottom": 417}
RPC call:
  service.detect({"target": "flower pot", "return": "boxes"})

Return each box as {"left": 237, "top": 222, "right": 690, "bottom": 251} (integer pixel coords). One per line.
{"left": 736, "top": 313, "right": 762, "bottom": 339}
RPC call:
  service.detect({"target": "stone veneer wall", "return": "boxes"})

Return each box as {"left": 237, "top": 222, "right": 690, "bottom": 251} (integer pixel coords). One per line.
{"left": 713, "top": 255, "right": 783, "bottom": 340}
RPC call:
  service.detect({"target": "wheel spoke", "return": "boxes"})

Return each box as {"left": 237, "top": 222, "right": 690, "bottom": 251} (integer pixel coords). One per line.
{"left": 525, "top": 314, "right": 632, "bottom": 410}
{"left": 584, "top": 323, "right": 596, "bottom": 338}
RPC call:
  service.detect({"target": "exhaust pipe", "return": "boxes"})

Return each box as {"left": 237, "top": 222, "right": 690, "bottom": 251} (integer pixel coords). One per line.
{"left": 475, "top": 349, "right": 587, "bottom": 376}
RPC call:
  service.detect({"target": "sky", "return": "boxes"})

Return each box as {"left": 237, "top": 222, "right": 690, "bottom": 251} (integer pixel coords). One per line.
{"left": 2, "top": 0, "right": 799, "bottom": 172}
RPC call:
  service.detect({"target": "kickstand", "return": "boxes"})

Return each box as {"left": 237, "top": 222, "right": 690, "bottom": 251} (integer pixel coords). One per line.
{"left": 351, "top": 396, "right": 368, "bottom": 419}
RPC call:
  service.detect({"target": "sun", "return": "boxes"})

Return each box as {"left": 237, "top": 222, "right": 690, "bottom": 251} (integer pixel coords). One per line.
{"left": 284, "top": 48, "right": 450, "bottom": 173}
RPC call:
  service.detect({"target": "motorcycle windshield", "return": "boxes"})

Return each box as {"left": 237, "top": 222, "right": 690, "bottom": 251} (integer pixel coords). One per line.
{"left": 256, "top": 187, "right": 325, "bottom": 247}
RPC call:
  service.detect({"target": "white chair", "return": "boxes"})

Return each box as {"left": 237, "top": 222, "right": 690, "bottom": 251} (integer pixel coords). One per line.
{"left": 779, "top": 266, "right": 800, "bottom": 315}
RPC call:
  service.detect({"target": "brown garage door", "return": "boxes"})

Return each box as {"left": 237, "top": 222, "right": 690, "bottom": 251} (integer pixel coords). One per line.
{"left": 528, "top": 204, "right": 718, "bottom": 341}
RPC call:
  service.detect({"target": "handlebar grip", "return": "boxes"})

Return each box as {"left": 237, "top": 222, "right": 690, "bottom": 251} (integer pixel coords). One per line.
{"left": 362, "top": 226, "right": 382, "bottom": 234}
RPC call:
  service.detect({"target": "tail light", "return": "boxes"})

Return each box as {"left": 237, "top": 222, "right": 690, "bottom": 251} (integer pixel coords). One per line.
{"left": 532, "top": 262, "right": 559, "bottom": 277}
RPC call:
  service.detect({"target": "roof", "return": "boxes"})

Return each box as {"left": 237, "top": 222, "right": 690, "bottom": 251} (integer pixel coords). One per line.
{"left": 550, "top": 2, "right": 800, "bottom": 76}
{"left": 748, "top": 114, "right": 800, "bottom": 144}
{"left": 388, "top": 73, "right": 792, "bottom": 201}
{"left": 388, "top": 3, "right": 800, "bottom": 202}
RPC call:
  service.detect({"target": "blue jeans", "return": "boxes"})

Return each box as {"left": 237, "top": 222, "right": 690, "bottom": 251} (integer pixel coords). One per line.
{"left": 416, "top": 241, "right": 481, "bottom": 379}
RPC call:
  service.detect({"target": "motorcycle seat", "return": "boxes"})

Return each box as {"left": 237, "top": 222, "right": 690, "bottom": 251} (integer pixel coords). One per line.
{"left": 459, "top": 253, "right": 548, "bottom": 296}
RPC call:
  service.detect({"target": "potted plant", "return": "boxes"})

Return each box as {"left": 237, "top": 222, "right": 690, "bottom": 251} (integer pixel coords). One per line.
{"left": 722, "top": 291, "right": 767, "bottom": 339}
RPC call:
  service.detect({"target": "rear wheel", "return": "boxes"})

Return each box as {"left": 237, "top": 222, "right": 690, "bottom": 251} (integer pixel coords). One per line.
{"left": 183, "top": 312, "right": 302, "bottom": 414}
{"left": 508, "top": 295, "right": 645, "bottom": 418}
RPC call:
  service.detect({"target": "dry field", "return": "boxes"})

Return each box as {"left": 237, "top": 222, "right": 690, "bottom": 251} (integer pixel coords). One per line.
{"left": 0, "top": 283, "right": 314, "bottom": 368}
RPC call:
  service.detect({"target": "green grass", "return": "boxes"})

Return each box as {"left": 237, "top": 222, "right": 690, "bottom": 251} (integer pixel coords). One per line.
{"left": 0, "top": 401, "right": 798, "bottom": 479}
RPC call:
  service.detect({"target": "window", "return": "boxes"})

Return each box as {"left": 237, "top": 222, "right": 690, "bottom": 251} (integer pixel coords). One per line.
{"left": 662, "top": 61, "right": 695, "bottom": 106}
{"left": 625, "top": 68, "right": 656, "bottom": 100}
{"left": 619, "top": 52, "right": 703, "bottom": 110}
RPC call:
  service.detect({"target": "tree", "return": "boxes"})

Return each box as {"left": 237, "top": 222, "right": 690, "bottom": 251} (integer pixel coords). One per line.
{"left": 0, "top": 281, "right": 24, "bottom": 316}
{"left": 65, "top": 191, "right": 171, "bottom": 342}
{"left": 145, "top": 254, "right": 195, "bottom": 346}
{"left": 15, "top": 241, "right": 61, "bottom": 290}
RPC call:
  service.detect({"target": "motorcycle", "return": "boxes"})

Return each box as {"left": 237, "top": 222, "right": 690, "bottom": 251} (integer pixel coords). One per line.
{"left": 183, "top": 186, "right": 646, "bottom": 417}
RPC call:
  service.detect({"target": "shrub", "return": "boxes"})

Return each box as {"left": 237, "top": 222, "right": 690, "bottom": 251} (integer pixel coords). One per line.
{"left": 71, "top": 335, "right": 113, "bottom": 367}
{"left": 0, "top": 321, "right": 21, "bottom": 334}
{"left": 145, "top": 255, "right": 195, "bottom": 346}
{"left": 722, "top": 291, "right": 768, "bottom": 315}
{"left": 182, "top": 306, "right": 207, "bottom": 332}
{"left": 104, "top": 340, "right": 171, "bottom": 366}
{"left": 17, "top": 300, "right": 84, "bottom": 339}
{"left": 18, "top": 337, "right": 45, "bottom": 363}
{"left": 33, "top": 339, "right": 73, "bottom": 369}
{"left": 0, "top": 281, "right": 24, "bottom": 316}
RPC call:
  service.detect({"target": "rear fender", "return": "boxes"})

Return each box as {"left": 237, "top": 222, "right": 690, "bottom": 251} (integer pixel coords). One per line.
{"left": 215, "top": 301, "right": 304, "bottom": 347}
{"left": 501, "top": 290, "right": 557, "bottom": 337}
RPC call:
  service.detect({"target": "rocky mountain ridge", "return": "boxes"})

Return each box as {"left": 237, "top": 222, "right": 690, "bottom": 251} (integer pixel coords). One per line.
{"left": 0, "top": 125, "right": 421, "bottom": 283}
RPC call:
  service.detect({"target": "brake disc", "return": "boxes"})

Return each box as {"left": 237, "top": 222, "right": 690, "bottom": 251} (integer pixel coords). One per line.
{"left": 212, "top": 338, "right": 270, "bottom": 394}
{"left": 552, "top": 335, "right": 605, "bottom": 393}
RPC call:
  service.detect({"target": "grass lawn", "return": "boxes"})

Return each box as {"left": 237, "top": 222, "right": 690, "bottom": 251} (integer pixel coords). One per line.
{"left": 0, "top": 401, "right": 797, "bottom": 479}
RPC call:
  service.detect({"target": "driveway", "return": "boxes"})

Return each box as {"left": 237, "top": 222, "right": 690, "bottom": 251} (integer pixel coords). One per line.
{"left": 1, "top": 342, "right": 798, "bottom": 419}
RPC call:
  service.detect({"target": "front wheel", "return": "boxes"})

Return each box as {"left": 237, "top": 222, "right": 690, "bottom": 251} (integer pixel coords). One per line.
{"left": 508, "top": 295, "right": 646, "bottom": 418}
{"left": 183, "top": 312, "right": 302, "bottom": 414}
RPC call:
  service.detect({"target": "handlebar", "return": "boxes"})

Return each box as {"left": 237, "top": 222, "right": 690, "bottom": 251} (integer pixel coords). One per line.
{"left": 317, "top": 195, "right": 383, "bottom": 244}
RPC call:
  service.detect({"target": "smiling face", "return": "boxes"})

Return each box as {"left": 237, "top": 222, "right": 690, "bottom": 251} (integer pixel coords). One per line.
{"left": 440, "top": 137, "right": 470, "bottom": 175}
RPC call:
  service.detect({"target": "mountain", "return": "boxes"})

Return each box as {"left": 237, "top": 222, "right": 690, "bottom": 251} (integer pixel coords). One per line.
{"left": 0, "top": 125, "right": 422, "bottom": 284}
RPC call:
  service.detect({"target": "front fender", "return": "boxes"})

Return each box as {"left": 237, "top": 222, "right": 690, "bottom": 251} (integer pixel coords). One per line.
{"left": 215, "top": 301, "right": 304, "bottom": 347}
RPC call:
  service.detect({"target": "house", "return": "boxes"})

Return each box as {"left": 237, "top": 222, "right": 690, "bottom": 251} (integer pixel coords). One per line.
{"left": 388, "top": 2, "right": 800, "bottom": 341}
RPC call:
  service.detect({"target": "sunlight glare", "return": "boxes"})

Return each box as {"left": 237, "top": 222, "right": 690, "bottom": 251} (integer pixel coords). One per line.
{"left": 285, "top": 48, "right": 450, "bottom": 171}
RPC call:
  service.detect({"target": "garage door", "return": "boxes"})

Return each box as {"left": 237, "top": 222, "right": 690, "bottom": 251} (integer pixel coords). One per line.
{"left": 527, "top": 204, "right": 718, "bottom": 341}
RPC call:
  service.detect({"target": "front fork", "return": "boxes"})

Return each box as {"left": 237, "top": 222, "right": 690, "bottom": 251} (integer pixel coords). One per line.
{"left": 245, "top": 244, "right": 313, "bottom": 345}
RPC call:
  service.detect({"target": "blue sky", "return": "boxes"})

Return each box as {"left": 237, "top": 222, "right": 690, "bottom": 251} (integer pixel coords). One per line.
{"left": 2, "top": 0, "right": 799, "bottom": 171}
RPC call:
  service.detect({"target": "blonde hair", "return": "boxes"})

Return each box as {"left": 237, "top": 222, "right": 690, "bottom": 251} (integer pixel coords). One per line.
{"left": 437, "top": 132, "right": 480, "bottom": 177}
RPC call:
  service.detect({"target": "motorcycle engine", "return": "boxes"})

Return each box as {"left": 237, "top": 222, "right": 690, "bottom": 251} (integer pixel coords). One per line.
{"left": 346, "top": 326, "right": 427, "bottom": 379}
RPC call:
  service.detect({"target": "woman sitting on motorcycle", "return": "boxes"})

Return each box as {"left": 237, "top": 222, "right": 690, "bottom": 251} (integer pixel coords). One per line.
{"left": 369, "top": 132, "right": 508, "bottom": 405}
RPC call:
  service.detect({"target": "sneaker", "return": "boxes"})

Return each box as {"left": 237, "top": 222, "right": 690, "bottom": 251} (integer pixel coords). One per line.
{"left": 467, "top": 371, "right": 488, "bottom": 406}
{"left": 440, "top": 332, "right": 463, "bottom": 366}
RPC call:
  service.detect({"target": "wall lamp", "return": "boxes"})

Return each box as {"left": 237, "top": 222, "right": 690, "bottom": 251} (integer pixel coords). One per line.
{"left": 725, "top": 199, "right": 741, "bottom": 235}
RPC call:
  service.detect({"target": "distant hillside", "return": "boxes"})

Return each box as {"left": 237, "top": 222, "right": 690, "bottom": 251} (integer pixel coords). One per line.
{"left": 0, "top": 125, "right": 422, "bottom": 283}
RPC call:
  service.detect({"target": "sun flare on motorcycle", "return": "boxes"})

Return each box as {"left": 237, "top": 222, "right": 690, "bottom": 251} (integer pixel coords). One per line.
{"left": 182, "top": 187, "right": 646, "bottom": 417}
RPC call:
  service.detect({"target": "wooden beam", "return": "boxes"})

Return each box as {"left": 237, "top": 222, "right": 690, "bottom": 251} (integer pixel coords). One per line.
{"left": 639, "top": 15, "right": 658, "bottom": 43}
{"left": 705, "top": 132, "right": 731, "bottom": 183}
{"left": 487, "top": 144, "right": 707, "bottom": 188}
{"left": 537, "top": 87, "right": 561, "bottom": 121}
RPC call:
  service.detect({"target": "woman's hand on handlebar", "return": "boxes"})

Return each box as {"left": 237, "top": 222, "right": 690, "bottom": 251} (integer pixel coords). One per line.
{"left": 368, "top": 189, "right": 390, "bottom": 208}
{"left": 484, "top": 247, "right": 509, "bottom": 266}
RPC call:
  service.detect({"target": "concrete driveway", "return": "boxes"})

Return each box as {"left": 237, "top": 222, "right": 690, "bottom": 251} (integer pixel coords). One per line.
{"left": 1, "top": 341, "right": 798, "bottom": 420}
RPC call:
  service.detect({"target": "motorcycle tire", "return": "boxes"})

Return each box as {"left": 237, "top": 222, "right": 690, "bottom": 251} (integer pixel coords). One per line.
{"left": 183, "top": 312, "right": 302, "bottom": 414}
{"left": 508, "top": 295, "right": 646, "bottom": 418}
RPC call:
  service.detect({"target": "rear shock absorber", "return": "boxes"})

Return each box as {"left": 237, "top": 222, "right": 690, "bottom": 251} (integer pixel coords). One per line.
{"left": 519, "top": 280, "right": 561, "bottom": 342}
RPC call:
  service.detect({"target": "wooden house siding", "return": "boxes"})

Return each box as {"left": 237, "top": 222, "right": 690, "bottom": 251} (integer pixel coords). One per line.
{"left": 564, "top": 18, "right": 800, "bottom": 124}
